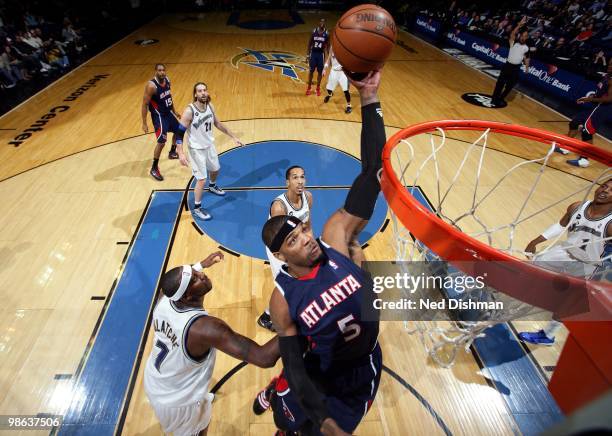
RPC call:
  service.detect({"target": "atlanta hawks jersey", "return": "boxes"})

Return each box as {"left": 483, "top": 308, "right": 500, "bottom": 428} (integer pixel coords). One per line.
{"left": 149, "top": 77, "right": 173, "bottom": 115}
{"left": 144, "top": 296, "right": 216, "bottom": 407}
{"left": 187, "top": 103, "right": 215, "bottom": 149}
{"left": 564, "top": 201, "right": 612, "bottom": 262}
{"left": 311, "top": 28, "right": 329, "bottom": 54}
{"left": 274, "top": 239, "right": 379, "bottom": 372}
{"left": 594, "top": 73, "right": 610, "bottom": 99}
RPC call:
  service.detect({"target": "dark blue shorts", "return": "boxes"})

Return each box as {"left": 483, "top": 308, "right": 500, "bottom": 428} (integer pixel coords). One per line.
{"left": 309, "top": 52, "right": 324, "bottom": 73}
{"left": 570, "top": 103, "right": 612, "bottom": 139}
{"left": 150, "top": 112, "right": 179, "bottom": 144}
{"left": 271, "top": 343, "right": 382, "bottom": 434}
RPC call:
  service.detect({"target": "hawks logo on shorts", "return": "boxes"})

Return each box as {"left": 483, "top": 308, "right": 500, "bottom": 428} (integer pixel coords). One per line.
{"left": 281, "top": 399, "right": 295, "bottom": 422}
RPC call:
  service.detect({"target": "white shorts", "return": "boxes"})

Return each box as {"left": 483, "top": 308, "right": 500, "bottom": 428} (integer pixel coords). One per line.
{"left": 150, "top": 393, "right": 213, "bottom": 436}
{"left": 189, "top": 146, "right": 220, "bottom": 181}
{"left": 534, "top": 246, "right": 596, "bottom": 277}
{"left": 326, "top": 69, "right": 348, "bottom": 92}
{"left": 266, "top": 245, "right": 286, "bottom": 278}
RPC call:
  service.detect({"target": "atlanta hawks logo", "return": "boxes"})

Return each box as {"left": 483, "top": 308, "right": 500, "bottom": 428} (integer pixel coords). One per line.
{"left": 231, "top": 48, "right": 307, "bottom": 82}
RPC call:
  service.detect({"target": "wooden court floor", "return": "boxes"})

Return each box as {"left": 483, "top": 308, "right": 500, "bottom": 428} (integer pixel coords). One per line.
{"left": 0, "top": 11, "right": 609, "bottom": 436}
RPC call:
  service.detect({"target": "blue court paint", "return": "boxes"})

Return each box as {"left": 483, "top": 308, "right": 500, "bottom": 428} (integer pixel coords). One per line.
{"left": 190, "top": 188, "right": 387, "bottom": 259}
{"left": 190, "top": 141, "right": 362, "bottom": 189}
{"left": 410, "top": 187, "right": 563, "bottom": 435}
{"left": 188, "top": 141, "right": 388, "bottom": 258}
{"left": 58, "top": 191, "right": 183, "bottom": 436}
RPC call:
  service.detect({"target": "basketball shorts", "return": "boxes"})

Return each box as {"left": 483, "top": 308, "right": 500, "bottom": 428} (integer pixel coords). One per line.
{"left": 326, "top": 69, "right": 348, "bottom": 92}
{"left": 266, "top": 245, "right": 286, "bottom": 278}
{"left": 189, "top": 146, "right": 220, "bottom": 180}
{"left": 271, "top": 343, "right": 382, "bottom": 434}
{"left": 570, "top": 103, "right": 612, "bottom": 140}
{"left": 149, "top": 393, "right": 214, "bottom": 436}
{"left": 309, "top": 52, "right": 324, "bottom": 73}
{"left": 151, "top": 112, "right": 179, "bottom": 144}
{"left": 533, "top": 246, "right": 596, "bottom": 277}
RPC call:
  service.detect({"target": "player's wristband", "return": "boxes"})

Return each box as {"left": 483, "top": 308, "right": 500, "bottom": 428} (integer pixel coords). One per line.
{"left": 175, "top": 123, "right": 187, "bottom": 144}
{"left": 192, "top": 262, "right": 203, "bottom": 272}
{"left": 542, "top": 223, "right": 565, "bottom": 240}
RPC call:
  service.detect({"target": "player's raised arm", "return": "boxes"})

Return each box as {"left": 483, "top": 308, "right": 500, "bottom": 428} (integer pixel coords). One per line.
{"left": 141, "top": 81, "right": 156, "bottom": 133}
{"left": 321, "top": 70, "right": 384, "bottom": 262}
{"left": 525, "top": 201, "right": 580, "bottom": 254}
{"left": 175, "top": 105, "right": 194, "bottom": 167}
{"left": 269, "top": 288, "right": 349, "bottom": 436}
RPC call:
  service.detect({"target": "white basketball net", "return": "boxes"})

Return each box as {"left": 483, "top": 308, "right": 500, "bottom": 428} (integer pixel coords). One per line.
{"left": 386, "top": 126, "right": 612, "bottom": 368}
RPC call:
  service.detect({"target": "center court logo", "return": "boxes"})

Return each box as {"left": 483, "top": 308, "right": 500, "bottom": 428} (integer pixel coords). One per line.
{"left": 461, "top": 93, "right": 507, "bottom": 108}
{"left": 231, "top": 48, "right": 306, "bottom": 82}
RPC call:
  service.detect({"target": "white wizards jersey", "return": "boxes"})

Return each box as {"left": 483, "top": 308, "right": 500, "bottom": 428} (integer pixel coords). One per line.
{"left": 270, "top": 192, "right": 310, "bottom": 222}
{"left": 187, "top": 103, "right": 215, "bottom": 149}
{"left": 329, "top": 49, "right": 342, "bottom": 71}
{"left": 144, "top": 296, "right": 216, "bottom": 407}
{"left": 564, "top": 201, "right": 612, "bottom": 263}
{"left": 266, "top": 192, "right": 310, "bottom": 277}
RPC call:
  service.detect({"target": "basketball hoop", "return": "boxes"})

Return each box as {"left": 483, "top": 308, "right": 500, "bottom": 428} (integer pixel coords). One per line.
{"left": 380, "top": 120, "right": 612, "bottom": 367}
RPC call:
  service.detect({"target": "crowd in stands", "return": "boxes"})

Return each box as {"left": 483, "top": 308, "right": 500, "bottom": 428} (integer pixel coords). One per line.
{"left": 412, "top": 0, "right": 611, "bottom": 78}
{"left": 0, "top": 0, "right": 159, "bottom": 116}
{"left": 0, "top": 13, "right": 88, "bottom": 89}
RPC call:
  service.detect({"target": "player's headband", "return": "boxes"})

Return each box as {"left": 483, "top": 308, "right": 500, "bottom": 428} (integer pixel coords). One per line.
{"left": 170, "top": 265, "right": 192, "bottom": 301}
{"left": 268, "top": 216, "right": 302, "bottom": 253}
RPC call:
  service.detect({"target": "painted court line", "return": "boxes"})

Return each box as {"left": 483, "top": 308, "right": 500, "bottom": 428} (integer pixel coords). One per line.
{"left": 58, "top": 191, "right": 183, "bottom": 435}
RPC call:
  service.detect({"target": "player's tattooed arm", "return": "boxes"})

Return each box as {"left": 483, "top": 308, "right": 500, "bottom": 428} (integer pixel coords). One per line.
{"left": 270, "top": 289, "right": 348, "bottom": 435}
{"left": 190, "top": 316, "right": 279, "bottom": 368}
{"left": 141, "top": 82, "right": 156, "bottom": 133}
{"left": 270, "top": 199, "right": 288, "bottom": 218}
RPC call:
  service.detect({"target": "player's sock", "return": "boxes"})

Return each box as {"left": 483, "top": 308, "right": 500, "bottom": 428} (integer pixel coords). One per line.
{"left": 265, "top": 308, "right": 270, "bottom": 315}
{"left": 252, "top": 377, "right": 277, "bottom": 415}
{"left": 170, "top": 144, "right": 176, "bottom": 152}
{"left": 195, "top": 202, "right": 201, "bottom": 209}
{"left": 152, "top": 158, "right": 159, "bottom": 169}
{"left": 544, "top": 320, "right": 562, "bottom": 339}
{"left": 209, "top": 182, "right": 216, "bottom": 188}
{"left": 344, "top": 90, "right": 351, "bottom": 103}
{"left": 316, "top": 87, "right": 321, "bottom": 96}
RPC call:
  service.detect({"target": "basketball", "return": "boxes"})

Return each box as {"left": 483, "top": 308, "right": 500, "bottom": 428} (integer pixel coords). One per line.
{"left": 331, "top": 4, "right": 397, "bottom": 75}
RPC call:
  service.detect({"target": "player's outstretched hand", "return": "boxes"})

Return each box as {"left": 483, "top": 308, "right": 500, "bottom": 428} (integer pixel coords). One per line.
{"left": 234, "top": 138, "right": 245, "bottom": 147}
{"left": 201, "top": 251, "right": 224, "bottom": 268}
{"left": 320, "top": 418, "right": 351, "bottom": 436}
{"left": 348, "top": 69, "right": 381, "bottom": 105}
{"left": 525, "top": 241, "right": 538, "bottom": 255}
{"left": 577, "top": 96, "right": 590, "bottom": 104}
{"left": 177, "top": 150, "right": 189, "bottom": 167}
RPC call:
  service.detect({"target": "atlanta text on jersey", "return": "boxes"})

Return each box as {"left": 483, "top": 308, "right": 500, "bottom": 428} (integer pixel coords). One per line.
{"left": 299, "top": 274, "right": 362, "bottom": 328}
